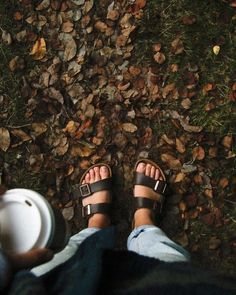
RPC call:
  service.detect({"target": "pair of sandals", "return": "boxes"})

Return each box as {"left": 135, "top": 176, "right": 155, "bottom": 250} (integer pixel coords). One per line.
{"left": 77, "top": 159, "right": 167, "bottom": 223}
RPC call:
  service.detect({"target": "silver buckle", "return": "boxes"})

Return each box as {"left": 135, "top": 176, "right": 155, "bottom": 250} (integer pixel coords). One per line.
{"left": 154, "top": 180, "right": 167, "bottom": 194}
{"left": 79, "top": 183, "right": 91, "bottom": 197}
{"left": 82, "top": 204, "right": 91, "bottom": 218}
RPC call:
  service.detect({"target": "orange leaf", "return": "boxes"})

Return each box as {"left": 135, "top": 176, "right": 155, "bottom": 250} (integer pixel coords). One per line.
{"left": 193, "top": 146, "right": 205, "bottom": 160}
{"left": 29, "top": 38, "right": 46, "bottom": 60}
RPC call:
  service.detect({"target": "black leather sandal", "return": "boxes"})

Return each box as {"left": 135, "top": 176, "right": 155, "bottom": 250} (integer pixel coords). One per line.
{"left": 78, "top": 163, "right": 112, "bottom": 219}
{"left": 133, "top": 159, "right": 167, "bottom": 220}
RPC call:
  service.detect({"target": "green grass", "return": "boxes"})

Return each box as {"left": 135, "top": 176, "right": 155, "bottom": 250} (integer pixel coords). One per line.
{"left": 0, "top": 0, "right": 30, "bottom": 126}
{"left": 133, "top": 0, "right": 236, "bottom": 136}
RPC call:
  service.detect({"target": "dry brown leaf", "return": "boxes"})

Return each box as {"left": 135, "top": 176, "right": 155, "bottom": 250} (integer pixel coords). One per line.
{"left": 174, "top": 172, "right": 186, "bottom": 183}
{"left": 208, "top": 147, "right": 217, "bottom": 158}
{"left": 222, "top": 135, "right": 232, "bottom": 149}
{"left": 162, "top": 83, "right": 175, "bottom": 98}
{"left": 129, "top": 65, "right": 141, "bottom": 76}
{"left": 63, "top": 121, "right": 79, "bottom": 135}
{"left": 30, "top": 38, "right": 46, "bottom": 60}
{"left": 31, "top": 123, "right": 47, "bottom": 137}
{"left": 122, "top": 123, "right": 138, "bottom": 133}
{"left": 218, "top": 177, "right": 229, "bottom": 189}
{"left": 171, "top": 38, "right": 184, "bottom": 54}
{"left": 70, "top": 145, "right": 94, "bottom": 157}
{"left": 176, "top": 138, "right": 186, "bottom": 153}
{"left": 0, "top": 127, "right": 10, "bottom": 151}
{"left": 11, "top": 129, "right": 31, "bottom": 142}
{"left": 64, "top": 38, "right": 77, "bottom": 62}
{"left": 203, "top": 83, "right": 213, "bottom": 95}
{"left": 95, "top": 21, "right": 108, "bottom": 32}
{"left": 193, "top": 146, "right": 205, "bottom": 160}
{"left": 61, "top": 21, "right": 74, "bottom": 33}
{"left": 152, "top": 43, "right": 161, "bottom": 52}
{"left": 36, "top": 0, "right": 50, "bottom": 10}
{"left": 53, "top": 137, "right": 68, "bottom": 156}
{"left": 1, "top": 29, "right": 12, "bottom": 45}
{"left": 107, "top": 9, "right": 119, "bottom": 21}
{"left": 204, "top": 189, "right": 213, "bottom": 198}
{"left": 9, "top": 56, "right": 25, "bottom": 72}
{"left": 161, "top": 153, "right": 182, "bottom": 169}
{"left": 154, "top": 52, "right": 166, "bottom": 64}
{"left": 181, "top": 98, "right": 191, "bottom": 109}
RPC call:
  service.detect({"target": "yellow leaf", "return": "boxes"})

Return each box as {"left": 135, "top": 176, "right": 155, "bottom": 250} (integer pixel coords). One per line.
{"left": 30, "top": 38, "right": 46, "bottom": 60}
{"left": 213, "top": 45, "right": 220, "bottom": 55}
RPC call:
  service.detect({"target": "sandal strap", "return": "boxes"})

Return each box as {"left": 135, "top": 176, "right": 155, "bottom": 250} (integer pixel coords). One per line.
{"left": 82, "top": 203, "right": 111, "bottom": 218}
{"left": 78, "top": 178, "right": 112, "bottom": 199}
{"left": 134, "top": 197, "right": 163, "bottom": 213}
{"left": 135, "top": 172, "right": 167, "bottom": 194}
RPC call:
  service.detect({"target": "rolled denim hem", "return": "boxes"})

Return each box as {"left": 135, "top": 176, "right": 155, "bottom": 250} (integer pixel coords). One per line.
{"left": 127, "top": 225, "right": 190, "bottom": 263}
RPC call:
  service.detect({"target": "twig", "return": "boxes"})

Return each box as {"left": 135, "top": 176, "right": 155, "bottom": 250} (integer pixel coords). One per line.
{"left": 224, "top": 199, "right": 236, "bottom": 205}
{"left": 6, "top": 123, "right": 31, "bottom": 129}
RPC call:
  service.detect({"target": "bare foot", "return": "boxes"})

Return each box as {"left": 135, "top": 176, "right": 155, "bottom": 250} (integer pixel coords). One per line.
{"left": 82, "top": 165, "right": 111, "bottom": 228}
{"left": 133, "top": 162, "right": 164, "bottom": 228}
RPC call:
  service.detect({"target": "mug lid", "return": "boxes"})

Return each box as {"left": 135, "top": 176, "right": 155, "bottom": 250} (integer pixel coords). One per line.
{"left": 0, "top": 189, "right": 52, "bottom": 254}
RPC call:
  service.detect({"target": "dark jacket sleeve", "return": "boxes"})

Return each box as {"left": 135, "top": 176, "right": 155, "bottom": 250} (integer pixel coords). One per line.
{"left": 0, "top": 249, "right": 12, "bottom": 291}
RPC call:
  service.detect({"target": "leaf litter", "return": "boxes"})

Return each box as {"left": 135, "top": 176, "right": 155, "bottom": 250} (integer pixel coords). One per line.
{"left": 0, "top": 0, "right": 236, "bottom": 277}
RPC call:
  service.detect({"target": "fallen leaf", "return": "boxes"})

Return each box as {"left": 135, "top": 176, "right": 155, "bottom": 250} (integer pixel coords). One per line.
{"left": 70, "top": 145, "right": 94, "bottom": 157}
{"left": 64, "top": 38, "right": 77, "bottom": 62}
{"left": 176, "top": 138, "right": 186, "bottom": 153}
{"left": 1, "top": 29, "right": 12, "bottom": 45}
{"left": 36, "top": 0, "right": 50, "bottom": 10}
{"left": 161, "top": 153, "right": 182, "bottom": 169}
{"left": 122, "top": 123, "right": 138, "bottom": 133}
{"left": 154, "top": 52, "right": 166, "bottom": 64}
{"left": 62, "top": 206, "right": 74, "bottom": 221}
{"left": 204, "top": 189, "right": 213, "bottom": 198}
{"left": 213, "top": 45, "right": 220, "bottom": 55}
{"left": 171, "top": 38, "right": 184, "bottom": 54}
{"left": 31, "top": 123, "right": 48, "bottom": 137}
{"left": 107, "top": 9, "right": 119, "bottom": 21}
{"left": 174, "top": 172, "right": 186, "bottom": 183}
{"left": 9, "top": 56, "right": 25, "bottom": 72}
{"left": 11, "top": 129, "right": 31, "bottom": 142}
{"left": 222, "top": 135, "right": 232, "bottom": 149}
{"left": 0, "top": 128, "right": 10, "bottom": 151}
{"left": 29, "top": 38, "right": 46, "bottom": 60}
{"left": 219, "top": 177, "right": 229, "bottom": 189}
{"left": 61, "top": 21, "right": 74, "bottom": 33}
{"left": 193, "top": 146, "right": 205, "bottom": 160}
{"left": 208, "top": 147, "right": 217, "bottom": 158}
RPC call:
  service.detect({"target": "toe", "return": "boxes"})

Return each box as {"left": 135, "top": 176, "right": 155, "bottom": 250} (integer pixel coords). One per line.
{"left": 85, "top": 173, "right": 90, "bottom": 183}
{"left": 94, "top": 166, "right": 100, "bottom": 182}
{"left": 150, "top": 166, "right": 156, "bottom": 178}
{"left": 136, "top": 162, "right": 146, "bottom": 173}
{"left": 100, "top": 166, "right": 109, "bottom": 179}
{"left": 145, "top": 164, "right": 151, "bottom": 176}
{"left": 155, "top": 169, "right": 160, "bottom": 180}
{"left": 89, "top": 168, "right": 95, "bottom": 183}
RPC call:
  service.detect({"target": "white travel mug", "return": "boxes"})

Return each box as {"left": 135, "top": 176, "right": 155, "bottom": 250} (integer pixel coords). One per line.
{"left": 0, "top": 189, "right": 70, "bottom": 254}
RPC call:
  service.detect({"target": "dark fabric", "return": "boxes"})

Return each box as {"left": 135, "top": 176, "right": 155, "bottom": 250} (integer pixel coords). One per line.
{"left": 4, "top": 227, "right": 236, "bottom": 295}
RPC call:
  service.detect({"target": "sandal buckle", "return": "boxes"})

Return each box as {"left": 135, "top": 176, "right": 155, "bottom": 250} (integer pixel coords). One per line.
{"left": 79, "top": 183, "right": 91, "bottom": 198}
{"left": 154, "top": 181, "right": 167, "bottom": 194}
{"left": 82, "top": 204, "right": 92, "bottom": 218}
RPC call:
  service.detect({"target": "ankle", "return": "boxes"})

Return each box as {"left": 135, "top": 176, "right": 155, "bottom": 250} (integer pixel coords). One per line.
{"left": 88, "top": 214, "right": 110, "bottom": 228}
{"left": 134, "top": 208, "right": 155, "bottom": 228}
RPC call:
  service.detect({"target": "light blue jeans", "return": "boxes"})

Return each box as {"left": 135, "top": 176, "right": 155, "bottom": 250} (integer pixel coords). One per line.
{"left": 32, "top": 225, "right": 190, "bottom": 276}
